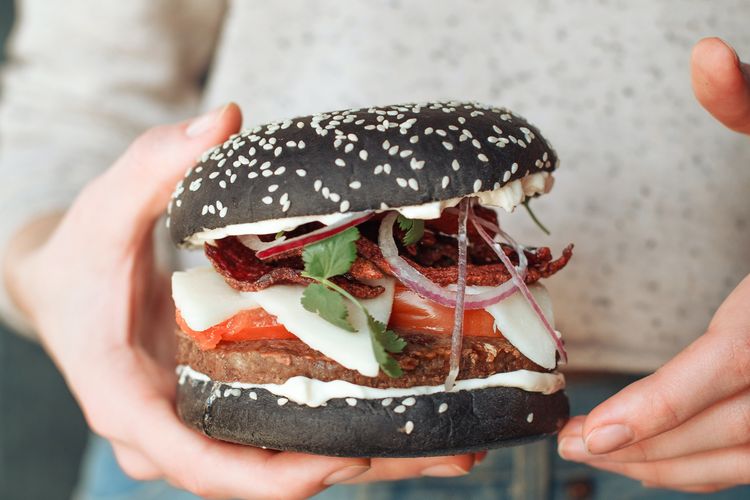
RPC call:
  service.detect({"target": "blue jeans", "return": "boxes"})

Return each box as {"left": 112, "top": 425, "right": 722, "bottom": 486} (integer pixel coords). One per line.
{"left": 73, "top": 374, "right": 750, "bottom": 500}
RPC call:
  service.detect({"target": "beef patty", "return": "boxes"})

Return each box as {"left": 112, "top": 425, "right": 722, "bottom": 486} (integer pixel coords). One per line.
{"left": 176, "top": 331, "right": 547, "bottom": 389}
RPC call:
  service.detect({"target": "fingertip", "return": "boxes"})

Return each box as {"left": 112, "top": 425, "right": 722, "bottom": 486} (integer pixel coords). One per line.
{"left": 558, "top": 415, "right": 586, "bottom": 440}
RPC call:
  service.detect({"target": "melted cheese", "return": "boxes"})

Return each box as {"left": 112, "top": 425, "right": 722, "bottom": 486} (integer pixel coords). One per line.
{"left": 172, "top": 268, "right": 394, "bottom": 377}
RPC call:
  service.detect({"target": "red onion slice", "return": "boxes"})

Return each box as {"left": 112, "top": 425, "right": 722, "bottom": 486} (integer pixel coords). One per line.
{"left": 444, "top": 199, "right": 469, "bottom": 391}
{"left": 470, "top": 208, "right": 568, "bottom": 364}
{"left": 378, "top": 212, "right": 520, "bottom": 310}
{"left": 250, "top": 212, "right": 374, "bottom": 259}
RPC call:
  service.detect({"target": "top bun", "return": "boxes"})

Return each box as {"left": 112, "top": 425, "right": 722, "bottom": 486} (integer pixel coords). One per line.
{"left": 168, "top": 101, "right": 558, "bottom": 246}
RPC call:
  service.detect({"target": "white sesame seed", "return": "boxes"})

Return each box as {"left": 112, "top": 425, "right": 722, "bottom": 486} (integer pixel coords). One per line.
{"left": 438, "top": 403, "right": 448, "bottom": 413}
{"left": 452, "top": 159, "right": 460, "bottom": 171}
{"left": 400, "top": 150, "right": 413, "bottom": 158}
{"left": 359, "top": 150, "right": 368, "bottom": 161}
{"left": 473, "top": 179, "right": 482, "bottom": 192}
{"left": 248, "top": 171, "right": 259, "bottom": 179}
{"left": 402, "top": 397, "right": 416, "bottom": 406}
{"left": 381, "top": 398, "right": 393, "bottom": 406}
{"left": 296, "top": 169, "right": 307, "bottom": 177}
{"left": 409, "top": 135, "right": 419, "bottom": 144}
{"left": 201, "top": 205, "right": 208, "bottom": 215}
{"left": 277, "top": 398, "right": 288, "bottom": 406}
{"left": 518, "top": 140, "right": 526, "bottom": 148}
{"left": 436, "top": 129, "right": 447, "bottom": 137}
{"left": 314, "top": 180, "right": 322, "bottom": 191}
{"left": 382, "top": 140, "right": 390, "bottom": 150}
{"left": 410, "top": 158, "right": 425, "bottom": 170}
{"left": 335, "top": 158, "right": 346, "bottom": 167}
{"left": 383, "top": 163, "right": 392, "bottom": 174}
{"left": 274, "top": 146, "right": 282, "bottom": 157}
{"left": 219, "top": 206, "right": 228, "bottom": 218}
{"left": 250, "top": 391, "right": 258, "bottom": 400}
{"left": 340, "top": 200, "right": 350, "bottom": 212}
{"left": 347, "top": 133, "right": 358, "bottom": 142}
{"left": 503, "top": 171, "right": 511, "bottom": 182}
{"left": 472, "top": 139, "right": 482, "bottom": 149}
{"left": 322, "top": 187, "right": 330, "bottom": 198}
{"left": 346, "top": 397, "right": 357, "bottom": 406}
{"left": 511, "top": 162, "right": 519, "bottom": 174}
{"left": 478, "top": 154, "right": 489, "bottom": 162}
{"left": 424, "top": 127, "right": 434, "bottom": 135}
{"left": 219, "top": 180, "right": 227, "bottom": 189}
{"left": 260, "top": 161, "right": 271, "bottom": 170}
{"left": 374, "top": 165, "right": 384, "bottom": 175}
{"left": 527, "top": 413, "right": 534, "bottom": 423}
{"left": 268, "top": 184, "right": 279, "bottom": 192}
{"left": 493, "top": 125, "right": 503, "bottom": 134}
{"left": 442, "top": 141, "right": 454, "bottom": 151}
{"left": 441, "top": 176, "right": 450, "bottom": 188}
{"left": 388, "top": 145, "right": 399, "bottom": 155}
{"left": 330, "top": 192, "right": 341, "bottom": 203}
{"left": 393, "top": 405, "right": 406, "bottom": 414}
{"left": 349, "top": 181, "right": 362, "bottom": 189}
{"left": 280, "top": 192, "right": 289, "bottom": 204}
{"left": 262, "top": 170, "right": 272, "bottom": 177}
{"left": 285, "top": 140, "right": 296, "bottom": 147}
{"left": 334, "top": 139, "right": 342, "bottom": 148}
{"left": 404, "top": 421, "right": 414, "bottom": 435}
{"left": 274, "top": 166, "right": 285, "bottom": 175}
{"left": 396, "top": 177, "right": 408, "bottom": 188}
{"left": 408, "top": 178, "right": 419, "bottom": 190}
{"left": 344, "top": 143, "right": 354, "bottom": 153}
{"left": 209, "top": 171, "right": 220, "bottom": 179}
{"left": 298, "top": 140, "right": 306, "bottom": 149}
{"left": 262, "top": 196, "right": 272, "bottom": 204}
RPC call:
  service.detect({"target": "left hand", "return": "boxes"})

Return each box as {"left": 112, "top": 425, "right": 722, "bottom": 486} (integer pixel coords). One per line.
{"left": 557, "top": 37, "right": 750, "bottom": 494}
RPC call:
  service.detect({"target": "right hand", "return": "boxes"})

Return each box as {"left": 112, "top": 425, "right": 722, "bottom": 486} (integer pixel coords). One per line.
{"left": 4, "top": 103, "right": 479, "bottom": 499}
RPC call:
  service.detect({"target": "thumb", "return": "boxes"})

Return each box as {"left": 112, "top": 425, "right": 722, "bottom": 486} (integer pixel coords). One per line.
{"left": 691, "top": 37, "right": 750, "bottom": 135}
{"left": 95, "top": 103, "right": 243, "bottom": 238}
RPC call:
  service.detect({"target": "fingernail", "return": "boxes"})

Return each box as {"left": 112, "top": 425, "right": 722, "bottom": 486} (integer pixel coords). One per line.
{"left": 323, "top": 465, "right": 370, "bottom": 485}
{"left": 585, "top": 424, "right": 634, "bottom": 454}
{"left": 421, "top": 464, "right": 469, "bottom": 477}
{"left": 186, "top": 104, "right": 227, "bottom": 137}
{"left": 558, "top": 437, "right": 588, "bottom": 460}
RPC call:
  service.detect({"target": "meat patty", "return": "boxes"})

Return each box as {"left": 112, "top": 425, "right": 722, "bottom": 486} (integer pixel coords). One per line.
{"left": 176, "top": 331, "right": 547, "bottom": 389}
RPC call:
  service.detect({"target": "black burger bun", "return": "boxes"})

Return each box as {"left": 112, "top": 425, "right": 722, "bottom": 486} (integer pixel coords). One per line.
{"left": 168, "top": 101, "right": 558, "bottom": 247}
{"left": 176, "top": 370, "right": 569, "bottom": 458}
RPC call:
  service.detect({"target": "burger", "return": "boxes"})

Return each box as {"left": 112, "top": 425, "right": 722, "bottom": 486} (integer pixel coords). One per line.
{"left": 167, "top": 101, "right": 572, "bottom": 457}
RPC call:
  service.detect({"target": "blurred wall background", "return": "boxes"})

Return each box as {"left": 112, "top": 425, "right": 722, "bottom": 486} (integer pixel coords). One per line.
{"left": 0, "top": 2, "right": 90, "bottom": 499}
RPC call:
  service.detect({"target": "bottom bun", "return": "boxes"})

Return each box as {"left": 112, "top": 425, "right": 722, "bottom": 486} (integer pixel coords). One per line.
{"left": 176, "top": 369, "right": 569, "bottom": 458}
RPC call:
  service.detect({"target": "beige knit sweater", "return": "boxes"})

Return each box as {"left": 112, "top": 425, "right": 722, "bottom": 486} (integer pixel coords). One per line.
{"left": 1, "top": 0, "right": 749, "bottom": 372}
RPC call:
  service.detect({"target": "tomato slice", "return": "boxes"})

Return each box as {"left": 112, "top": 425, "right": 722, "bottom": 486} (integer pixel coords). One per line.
{"left": 177, "top": 284, "right": 501, "bottom": 350}
{"left": 389, "top": 285, "right": 500, "bottom": 337}
{"left": 176, "top": 308, "right": 296, "bottom": 350}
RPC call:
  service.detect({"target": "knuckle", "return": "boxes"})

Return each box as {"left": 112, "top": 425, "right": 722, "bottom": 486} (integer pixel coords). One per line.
{"left": 646, "top": 380, "right": 682, "bottom": 429}
{"left": 726, "top": 333, "right": 750, "bottom": 387}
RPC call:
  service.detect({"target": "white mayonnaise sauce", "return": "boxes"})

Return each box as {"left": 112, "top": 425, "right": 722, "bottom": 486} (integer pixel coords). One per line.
{"left": 177, "top": 364, "right": 565, "bottom": 408}
{"left": 186, "top": 172, "right": 553, "bottom": 245}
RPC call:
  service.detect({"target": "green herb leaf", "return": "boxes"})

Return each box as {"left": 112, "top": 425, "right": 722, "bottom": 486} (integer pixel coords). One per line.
{"left": 396, "top": 215, "right": 425, "bottom": 246}
{"left": 523, "top": 199, "right": 550, "bottom": 236}
{"left": 367, "top": 314, "right": 406, "bottom": 377}
{"left": 302, "top": 226, "right": 359, "bottom": 279}
{"left": 301, "top": 283, "right": 356, "bottom": 332}
{"left": 274, "top": 230, "right": 285, "bottom": 240}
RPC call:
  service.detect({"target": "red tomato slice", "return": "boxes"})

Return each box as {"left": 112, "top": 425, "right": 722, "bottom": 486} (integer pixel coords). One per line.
{"left": 176, "top": 308, "right": 296, "bottom": 350}
{"left": 389, "top": 285, "right": 500, "bottom": 337}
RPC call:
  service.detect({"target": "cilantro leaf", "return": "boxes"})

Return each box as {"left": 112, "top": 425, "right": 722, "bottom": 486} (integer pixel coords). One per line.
{"left": 302, "top": 226, "right": 360, "bottom": 279}
{"left": 301, "top": 283, "right": 356, "bottom": 332}
{"left": 523, "top": 199, "right": 550, "bottom": 235}
{"left": 367, "top": 314, "right": 406, "bottom": 377}
{"left": 396, "top": 215, "right": 424, "bottom": 246}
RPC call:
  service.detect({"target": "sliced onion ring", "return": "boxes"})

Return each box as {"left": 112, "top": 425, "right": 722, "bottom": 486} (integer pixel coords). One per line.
{"left": 377, "top": 212, "right": 523, "bottom": 310}
{"left": 444, "top": 199, "right": 469, "bottom": 391}
{"left": 247, "top": 212, "right": 375, "bottom": 259}
{"left": 469, "top": 204, "right": 568, "bottom": 364}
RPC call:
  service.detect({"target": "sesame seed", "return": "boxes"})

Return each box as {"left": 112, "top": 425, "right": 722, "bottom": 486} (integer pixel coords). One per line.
{"left": 436, "top": 129, "right": 447, "bottom": 137}
{"left": 330, "top": 192, "right": 341, "bottom": 202}
{"left": 493, "top": 125, "right": 503, "bottom": 134}
{"left": 452, "top": 159, "right": 460, "bottom": 171}
{"left": 425, "top": 127, "right": 434, "bottom": 134}
{"left": 359, "top": 150, "right": 368, "bottom": 161}
{"left": 409, "top": 135, "right": 419, "bottom": 144}
{"left": 382, "top": 398, "right": 393, "bottom": 406}
{"left": 399, "top": 150, "right": 413, "bottom": 158}
{"left": 374, "top": 165, "right": 384, "bottom": 175}
{"left": 274, "top": 146, "right": 282, "bottom": 157}
{"left": 384, "top": 163, "right": 392, "bottom": 174}
{"left": 209, "top": 171, "right": 220, "bottom": 179}
{"left": 296, "top": 169, "right": 307, "bottom": 177}
{"left": 408, "top": 178, "right": 419, "bottom": 190}
{"left": 396, "top": 178, "right": 408, "bottom": 188}
{"left": 441, "top": 176, "right": 450, "bottom": 188}
{"left": 280, "top": 193, "right": 289, "bottom": 204}
{"left": 503, "top": 171, "right": 511, "bottom": 182}
{"left": 527, "top": 413, "right": 534, "bottom": 423}
{"left": 474, "top": 179, "right": 482, "bottom": 191}
{"left": 388, "top": 145, "right": 399, "bottom": 155}
{"left": 346, "top": 397, "right": 357, "bottom": 406}
{"left": 349, "top": 181, "right": 362, "bottom": 189}
{"left": 344, "top": 143, "right": 354, "bottom": 153}
{"left": 250, "top": 391, "right": 258, "bottom": 400}
{"left": 442, "top": 141, "right": 454, "bottom": 151}
{"left": 277, "top": 398, "right": 288, "bottom": 406}
{"left": 262, "top": 196, "right": 272, "bottom": 204}
{"left": 262, "top": 170, "right": 272, "bottom": 177}
{"left": 219, "top": 180, "right": 227, "bottom": 189}
{"left": 402, "top": 397, "right": 416, "bottom": 406}
{"left": 314, "top": 180, "right": 322, "bottom": 191}
{"left": 404, "top": 421, "right": 414, "bottom": 435}
{"left": 322, "top": 187, "right": 330, "bottom": 198}
{"left": 393, "top": 405, "right": 406, "bottom": 414}
{"left": 438, "top": 403, "right": 448, "bottom": 413}
{"left": 248, "top": 171, "right": 259, "bottom": 179}
{"left": 260, "top": 161, "right": 271, "bottom": 170}
{"left": 335, "top": 158, "right": 346, "bottom": 167}
{"left": 268, "top": 184, "right": 279, "bottom": 192}
{"left": 410, "top": 158, "right": 425, "bottom": 170}
{"left": 334, "top": 139, "right": 342, "bottom": 148}
{"left": 347, "top": 133, "right": 358, "bottom": 142}
{"left": 340, "top": 200, "right": 350, "bottom": 212}
{"left": 518, "top": 140, "right": 526, "bottom": 148}
{"left": 274, "top": 166, "right": 285, "bottom": 175}
{"left": 511, "top": 162, "right": 519, "bottom": 174}
{"left": 472, "top": 139, "right": 481, "bottom": 149}
{"left": 298, "top": 141, "right": 306, "bottom": 149}
{"left": 382, "top": 140, "right": 390, "bottom": 150}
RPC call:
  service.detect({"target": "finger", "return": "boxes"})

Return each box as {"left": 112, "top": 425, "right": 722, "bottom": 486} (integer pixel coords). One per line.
{"left": 582, "top": 444, "right": 750, "bottom": 488}
{"left": 136, "top": 397, "right": 369, "bottom": 499}
{"left": 642, "top": 482, "right": 732, "bottom": 494}
{"left": 691, "top": 37, "right": 750, "bottom": 134}
{"left": 74, "top": 102, "right": 242, "bottom": 243}
{"left": 342, "top": 454, "right": 475, "bottom": 484}
{"left": 111, "top": 442, "right": 161, "bottom": 481}
{"left": 560, "top": 388, "right": 750, "bottom": 463}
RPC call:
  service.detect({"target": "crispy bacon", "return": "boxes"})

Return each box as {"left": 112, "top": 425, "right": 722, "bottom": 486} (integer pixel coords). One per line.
{"left": 205, "top": 237, "right": 385, "bottom": 299}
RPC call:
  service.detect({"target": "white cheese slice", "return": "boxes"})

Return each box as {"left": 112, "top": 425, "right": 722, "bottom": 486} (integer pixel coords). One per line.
{"left": 248, "top": 280, "right": 394, "bottom": 377}
{"left": 471, "top": 283, "right": 557, "bottom": 369}
{"left": 172, "top": 268, "right": 259, "bottom": 331}
{"left": 172, "top": 267, "right": 394, "bottom": 377}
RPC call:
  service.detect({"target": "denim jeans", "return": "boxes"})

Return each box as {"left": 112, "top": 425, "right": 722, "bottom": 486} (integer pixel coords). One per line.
{"left": 73, "top": 374, "right": 750, "bottom": 500}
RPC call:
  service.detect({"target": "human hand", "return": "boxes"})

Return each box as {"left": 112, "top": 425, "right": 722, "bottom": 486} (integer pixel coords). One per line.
{"left": 557, "top": 37, "right": 750, "bottom": 493}
{"left": 5, "top": 103, "right": 479, "bottom": 499}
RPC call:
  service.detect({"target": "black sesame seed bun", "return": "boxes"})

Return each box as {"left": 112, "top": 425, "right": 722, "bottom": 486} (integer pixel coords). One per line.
{"left": 176, "top": 373, "right": 569, "bottom": 458}
{"left": 168, "top": 101, "right": 558, "bottom": 246}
